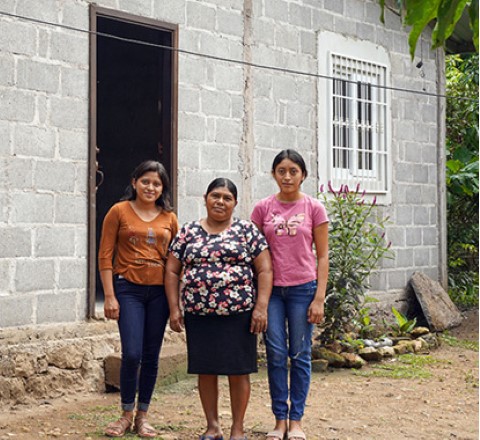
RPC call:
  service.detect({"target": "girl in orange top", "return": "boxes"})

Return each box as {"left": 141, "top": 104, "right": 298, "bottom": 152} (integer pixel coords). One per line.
{"left": 98, "top": 160, "right": 178, "bottom": 438}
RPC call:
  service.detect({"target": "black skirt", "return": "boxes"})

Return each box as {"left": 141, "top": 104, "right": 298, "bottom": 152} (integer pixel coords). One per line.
{"left": 184, "top": 311, "right": 257, "bottom": 375}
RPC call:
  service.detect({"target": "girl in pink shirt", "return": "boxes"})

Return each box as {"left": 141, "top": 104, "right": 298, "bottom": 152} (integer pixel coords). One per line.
{"left": 251, "top": 149, "right": 329, "bottom": 440}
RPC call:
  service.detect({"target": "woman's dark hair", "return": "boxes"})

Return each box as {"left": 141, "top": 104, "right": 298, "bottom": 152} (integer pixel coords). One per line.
{"left": 205, "top": 178, "right": 238, "bottom": 201}
{"left": 271, "top": 149, "right": 308, "bottom": 179}
{"left": 121, "top": 160, "right": 173, "bottom": 211}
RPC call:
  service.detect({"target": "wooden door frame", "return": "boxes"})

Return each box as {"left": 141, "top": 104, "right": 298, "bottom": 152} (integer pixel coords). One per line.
{"left": 88, "top": 5, "right": 178, "bottom": 317}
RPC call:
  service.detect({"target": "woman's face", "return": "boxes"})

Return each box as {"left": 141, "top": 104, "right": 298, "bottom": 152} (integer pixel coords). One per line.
{"left": 205, "top": 186, "right": 237, "bottom": 222}
{"left": 132, "top": 171, "right": 163, "bottom": 204}
{"left": 272, "top": 158, "right": 305, "bottom": 195}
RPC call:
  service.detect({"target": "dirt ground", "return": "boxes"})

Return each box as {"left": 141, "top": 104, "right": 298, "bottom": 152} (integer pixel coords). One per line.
{"left": 0, "top": 310, "right": 478, "bottom": 440}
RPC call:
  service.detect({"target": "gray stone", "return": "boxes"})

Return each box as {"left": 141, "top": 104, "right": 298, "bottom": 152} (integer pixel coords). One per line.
{"left": 14, "top": 125, "right": 56, "bottom": 158}
{"left": 35, "top": 226, "right": 75, "bottom": 257}
{"left": 55, "top": 195, "right": 87, "bottom": 224}
{"left": 58, "top": 259, "right": 87, "bottom": 289}
{"left": 340, "top": 353, "right": 366, "bottom": 369}
{"left": 50, "top": 32, "right": 88, "bottom": 66}
{"left": 311, "top": 359, "right": 329, "bottom": 372}
{"left": 36, "top": 291, "right": 78, "bottom": 324}
{"left": 358, "top": 347, "right": 382, "bottom": 362}
{"left": 0, "top": 21, "right": 36, "bottom": 57}
{"left": 409, "top": 272, "right": 462, "bottom": 331}
{"left": 50, "top": 97, "right": 88, "bottom": 130}
{"left": 12, "top": 192, "right": 54, "bottom": 223}
{"left": 410, "top": 326, "right": 430, "bottom": 338}
{"left": 0, "top": 228, "right": 32, "bottom": 258}
{"left": 17, "top": 59, "right": 60, "bottom": 93}
{"left": 0, "top": 89, "right": 35, "bottom": 122}
{"left": 0, "top": 294, "right": 34, "bottom": 327}
{"left": 15, "top": 259, "right": 55, "bottom": 292}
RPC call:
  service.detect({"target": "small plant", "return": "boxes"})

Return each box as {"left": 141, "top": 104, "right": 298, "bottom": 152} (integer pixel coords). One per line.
{"left": 318, "top": 182, "right": 392, "bottom": 343}
{"left": 390, "top": 306, "right": 417, "bottom": 336}
{"left": 440, "top": 333, "right": 479, "bottom": 352}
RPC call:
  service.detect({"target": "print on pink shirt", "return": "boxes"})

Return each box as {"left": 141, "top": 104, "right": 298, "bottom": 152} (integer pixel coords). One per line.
{"left": 271, "top": 213, "right": 305, "bottom": 236}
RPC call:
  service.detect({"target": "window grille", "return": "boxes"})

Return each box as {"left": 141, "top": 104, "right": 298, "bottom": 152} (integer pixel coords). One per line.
{"left": 329, "top": 54, "right": 389, "bottom": 193}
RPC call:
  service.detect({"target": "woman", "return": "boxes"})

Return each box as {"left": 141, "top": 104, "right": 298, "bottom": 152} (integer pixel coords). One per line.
{"left": 251, "top": 150, "right": 329, "bottom": 440}
{"left": 165, "top": 178, "right": 273, "bottom": 440}
{"left": 98, "top": 160, "right": 178, "bottom": 438}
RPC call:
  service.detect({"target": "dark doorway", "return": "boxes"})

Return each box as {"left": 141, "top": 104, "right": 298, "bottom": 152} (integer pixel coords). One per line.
{"left": 89, "top": 7, "right": 178, "bottom": 314}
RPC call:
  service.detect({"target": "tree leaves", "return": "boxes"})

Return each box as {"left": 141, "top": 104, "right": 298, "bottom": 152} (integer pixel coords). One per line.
{"left": 378, "top": 0, "right": 478, "bottom": 59}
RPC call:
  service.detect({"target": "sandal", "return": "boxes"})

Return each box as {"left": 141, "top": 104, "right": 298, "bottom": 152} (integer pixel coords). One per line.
{"left": 105, "top": 416, "right": 132, "bottom": 437}
{"left": 287, "top": 430, "right": 306, "bottom": 440}
{"left": 200, "top": 435, "right": 224, "bottom": 440}
{"left": 267, "top": 430, "right": 286, "bottom": 440}
{"left": 134, "top": 416, "right": 158, "bottom": 438}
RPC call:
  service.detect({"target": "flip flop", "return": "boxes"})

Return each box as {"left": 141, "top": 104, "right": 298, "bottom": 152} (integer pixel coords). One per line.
{"left": 287, "top": 430, "right": 306, "bottom": 440}
{"left": 266, "top": 430, "right": 286, "bottom": 440}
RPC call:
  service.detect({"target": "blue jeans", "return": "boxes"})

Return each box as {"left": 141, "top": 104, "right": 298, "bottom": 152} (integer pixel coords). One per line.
{"left": 115, "top": 277, "right": 169, "bottom": 412}
{"left": 265, "top": 281, "right": 316, "bottom": 421}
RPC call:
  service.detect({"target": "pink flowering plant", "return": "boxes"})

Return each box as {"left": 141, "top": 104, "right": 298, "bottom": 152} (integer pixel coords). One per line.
{"left": 318, "top": 182, "right": 393, "bottom": 343}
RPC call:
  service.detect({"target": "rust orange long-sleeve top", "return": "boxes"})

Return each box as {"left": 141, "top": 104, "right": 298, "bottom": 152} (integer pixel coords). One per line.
{"left": 98, "top": 201, "right": 179, "bottom": 285}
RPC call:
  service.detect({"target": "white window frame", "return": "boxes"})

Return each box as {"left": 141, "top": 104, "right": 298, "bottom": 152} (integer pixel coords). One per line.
{"left": 318, "top": 31, "right": 392, "bottom": 204}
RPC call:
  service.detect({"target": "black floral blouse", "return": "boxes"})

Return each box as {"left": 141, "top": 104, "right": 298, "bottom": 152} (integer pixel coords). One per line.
{"left": 169, "top": 219, "right": 268, "bottom": 316}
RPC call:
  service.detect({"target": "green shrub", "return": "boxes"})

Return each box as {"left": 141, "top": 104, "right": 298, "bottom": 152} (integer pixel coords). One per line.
{"left": 318, "top": 182, "right": 393, "bottom": 343}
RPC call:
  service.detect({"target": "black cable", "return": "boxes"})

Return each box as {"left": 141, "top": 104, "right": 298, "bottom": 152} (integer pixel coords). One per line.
{"left": 0, "top": 10, "right": 478, "bottom": 103}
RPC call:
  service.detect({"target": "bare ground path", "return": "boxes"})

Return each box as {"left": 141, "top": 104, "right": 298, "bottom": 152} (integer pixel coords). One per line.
{"left": 0, "top": 310, "right": 477, "bottom": 440}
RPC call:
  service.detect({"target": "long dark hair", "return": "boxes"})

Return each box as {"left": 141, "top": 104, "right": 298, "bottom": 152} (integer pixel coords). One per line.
{"left": 271, "top": 149, "right": 308, "bottom": 179}
{"left": 121, "top": 160, "right": 173, "bottom": 212}
{"left": 205, "top": 177, "right": 238, "bottom": 201}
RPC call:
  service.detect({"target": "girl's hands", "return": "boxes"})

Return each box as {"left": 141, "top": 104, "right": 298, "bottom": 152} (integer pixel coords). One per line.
{"left": 104, "top": 296, "right": 120, "bottom": 320}
{"left": 307, "top": 298, "right": 325, "bottom": 324}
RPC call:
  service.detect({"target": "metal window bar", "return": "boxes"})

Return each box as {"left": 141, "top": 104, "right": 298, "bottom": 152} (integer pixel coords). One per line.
{"left": 330, "top": 54, "right": 388, "bottom": 193}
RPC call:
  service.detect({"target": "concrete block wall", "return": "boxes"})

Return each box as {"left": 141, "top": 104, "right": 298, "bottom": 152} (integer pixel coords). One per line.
{"left": 0, "top": 0, "right": 90, "bottom": 327}
{"left": 0, "top": 0, "right": 443, "bottom": 327}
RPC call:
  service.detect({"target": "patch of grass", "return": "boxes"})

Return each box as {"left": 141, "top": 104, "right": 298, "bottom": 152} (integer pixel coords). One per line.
{"left": 353, "top": 354, "right": 444, "bottom": 379}
{"left": 440, "top": 333, "right": 479, "bottom": 351}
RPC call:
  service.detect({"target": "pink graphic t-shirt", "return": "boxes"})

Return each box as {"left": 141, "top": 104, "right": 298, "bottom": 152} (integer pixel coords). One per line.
{"left": 251, "top": 194, "right": 328, "bottom": 286}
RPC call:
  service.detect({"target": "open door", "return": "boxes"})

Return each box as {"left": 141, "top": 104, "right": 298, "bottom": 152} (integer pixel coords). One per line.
{"left": 88, "top": 6, "right": 178, "bottom": 316}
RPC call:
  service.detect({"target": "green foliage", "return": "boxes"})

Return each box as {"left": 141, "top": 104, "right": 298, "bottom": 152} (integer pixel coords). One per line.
{"left": 440, "top": 333, "right": 479, "bottom": 351}
{"left": 377, "top": 0, "right": 479, "bottom": 59}
{"left": 390, "top": 306, "right": 417, "bottom": 335}
{"left": 318, "top": 183, "right": 393, "bottom": 343}
{"left": 446, "top": 54, "right": 479, "bottom": 309}
{"left": 354, "top": 354, "right": 444, "bottom": 379}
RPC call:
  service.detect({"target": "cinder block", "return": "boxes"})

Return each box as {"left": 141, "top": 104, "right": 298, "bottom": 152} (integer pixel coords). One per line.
{"left": 0, "top": 54, "right": 14, "bottom": 87}
{"left": 15, "top": 259, "right": 55, "bottom": 292}
{"left": 186, "top": 2, "right": 216, "bottom": 29}
{"left": 0, "top": 121, "right": 10, "bottom": 155}
{"left": 179, "top": 88, "right": 200, "bottom": 113}
{"left": 75, "top": 227, "right": 88, "bottom": 258}
{"left": 0, "top": 227, "right": 32, "bottom": 257}
{"left": 105, "top": 343, "right": 187, "bottom": 390}
{"left": 50, "top": 31, "right": 88, "bottom": 66}
{"left": 215, "top": 119, "right": 242, "bottom": 145}
{"left": 387, "top": 270, "right": 407, "bottom": 290}
{"left": 275, "top": 26, "right": 299, "bottom": 52}
{"left": 0, "top": 89, "right": 35, "bottom": 123}
{"left": 50, "top": 97, "right": 88, "bottom": 130}
{"left": 17, "top": 0, "right": 59, "bottom": 23}
{"left": 254, "top": 19, "right": 275, "bottom": 46}
{"left": 55, "top": 195, "right": 87, "bottom": 224}
{"left": 61, "top": 68, "right": 88, "bottom": 98}
{"left": 217, "top": 9, "right": 243, "bottom": 37}
{"left": 289, "top": 3, "right": 312, "bottom": 28}
{"left": 300, "top": 31, "right": 316, "bottom": 56}
{"left": 0, "top": 157, "right": 34, "bottom": 190}
{"left": 406, "top": 227, "right": 422, "bottom": 246}
{"left": 17, "top": 59, "right": 60, "bottom": 94}
{"left": 14, "top": 125, "right": 55, "bottom": 158}
{"left": 265, "top": 0, "right": 289, "bottom": 22}
{"left": 0, "top": 294, "right": 34, "bottom": 327}
{"left": 0, "top": 21, "right": 36, "bottom": 57}
{"left": 35, "top": 226, "right": 75, "bottom": 257}
{"left": 214, "top": 65, "right": 243, "bottom": 93}
{"left": 413, "top": 206, "right": 429, "bottom": 225}
{"left": 36, "top": 291, "right": 77, "bottom": 324}
{"left": 0, "top": 259, "right": 12, "bottom": 292}
{"left": 12, "top": 192, "right": 54, "bottom": 223}
{"left": 324, "top": 0, "right": 344, "bottom": 14}
{"left": 254, "top": 124, "right": 275, "bottom": 148}
{"left": 395, "top": 206, "right": 413, "bottom": 225}
{"left": 58, "top": 259, "right": 87, "bottom": 289}
{"left": 61, "top": 1, "right": 89, "bottom": 29}
{"left": 201, "top": 144, "right": 230, "bottom": 171}
{"left": 177, "top": 197, "right": 201, "bottom": 224}
{"left": 153, "top": 0, "right": 186, "bottom": 25}
{"left": 58, "top": 129, "right": 88, "bottom": 160}
{"left": 254, "top": 99, "right": 275, "bottom": 124}
{"left": 179, "top": 113, "right": 206, "bottom": 141}
{"left": 0, "top": 192, "right": 8, "bottom": 223}
{"left": 414, "top": 248, "right": 430, "bottom": 267}
{"left": 286, "top": 103, "right": 311, "bottom": 126}
{"left": 118, "top": 0, "right": 151, "bottom": 15}
{"left": 200, "top": 90, "right": 231, "bottom": 117}
{"left": 74, "top": 163, "right": 88, "bottom": 194}
{"left": 273, "top": 76, "right": 297, "bottom": 101}
{"left": 35, "top": 161, "right": 76, "bottom": 193}
{"left": 387, "top": 226, "right": 406, "bottom": 247}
